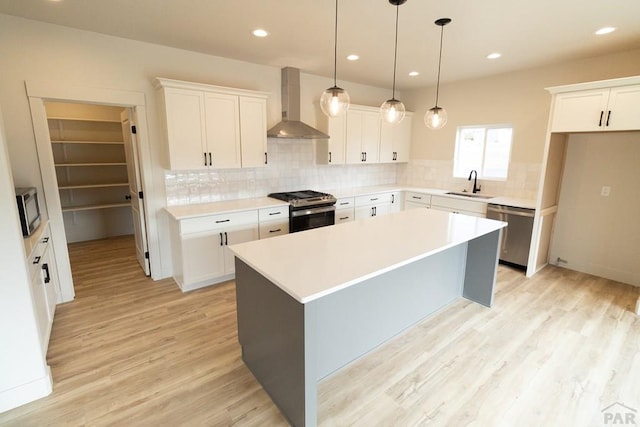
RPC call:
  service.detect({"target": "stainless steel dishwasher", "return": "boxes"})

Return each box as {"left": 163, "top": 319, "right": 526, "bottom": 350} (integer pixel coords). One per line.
{"left": 486, "top": 203, "right": 535, "bottom": 269}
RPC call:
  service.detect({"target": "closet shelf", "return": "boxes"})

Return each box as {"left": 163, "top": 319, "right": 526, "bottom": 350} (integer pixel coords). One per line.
{"left": 51, "top": 140, "right": 125, "bottom": 145}
{"left": 55, "top": 162, "right": 127, "bottom": 167}
{"left": 62, "top": 202, "right": 131, "bottom": 212}
{"left": 47, "top": 116, "right": 120, "bottom": 123}
{"left": 58, "top": 183, "right": 129, "bottom": 190}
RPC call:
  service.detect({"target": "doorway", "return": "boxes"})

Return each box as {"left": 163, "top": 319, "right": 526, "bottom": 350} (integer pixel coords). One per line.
{"left": 44, "top": 101, "right": 150, "bottom": 279}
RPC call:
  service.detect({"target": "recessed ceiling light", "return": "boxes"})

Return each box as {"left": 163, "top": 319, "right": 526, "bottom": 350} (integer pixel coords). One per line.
{"left": 409, "top": 71, "right": 419, "bottom": 77}
{"left": 252, "top": 29, "right": 269, "bottom": 38}
{"left": 595, "top": 27, "right": 616, "bottom": 35}
{"left": 346, "top": 54, "right": 359, "bottom": 61}
{"left": 487, "top": 53, "right": 502, "bottom": 59}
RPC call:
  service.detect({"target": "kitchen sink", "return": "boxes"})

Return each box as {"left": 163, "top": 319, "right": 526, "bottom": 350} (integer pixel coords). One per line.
{"left": 445, "top": 191, "right": 494, "bottom": 200}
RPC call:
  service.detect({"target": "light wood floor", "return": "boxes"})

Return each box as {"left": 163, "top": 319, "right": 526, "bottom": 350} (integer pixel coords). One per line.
{"left": 1, "top": 236, "right": 638, "bottom": 426}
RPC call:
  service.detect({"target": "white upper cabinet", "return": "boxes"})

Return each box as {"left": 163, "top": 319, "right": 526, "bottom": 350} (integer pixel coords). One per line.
{"left": 549, "top": 78, "right": 640, "bottom": 133}
{"left": 155, "top": 78, "right": 269, "bottom": 170}
{"left": 316, "top": 113, "right": 347, "bottom": 165}
{"left": 345, "top": 106, "right": 381, "bottom": 164}
{"left": 379, "top": 112, "right": 412, "bottom": 163}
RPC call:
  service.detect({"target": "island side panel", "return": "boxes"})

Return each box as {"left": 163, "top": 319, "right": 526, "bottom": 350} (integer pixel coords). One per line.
{"left": 235, "top": 259, "right": 312, "bottom": 427}
{"left": 309, "top": 243, "right": 467, "bottom": 381}
{"left": 462, "top": 229, "right": 501, "bottom": 307}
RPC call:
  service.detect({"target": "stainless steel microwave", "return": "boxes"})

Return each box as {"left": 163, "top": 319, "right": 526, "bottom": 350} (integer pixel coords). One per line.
{"left": 15, "top": 187, "right": 41, "bottom": 236}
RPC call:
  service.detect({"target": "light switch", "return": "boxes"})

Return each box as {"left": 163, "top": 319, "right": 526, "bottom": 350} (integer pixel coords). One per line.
{"left": 601, "top": 186, "right": 611, "bottom": 197}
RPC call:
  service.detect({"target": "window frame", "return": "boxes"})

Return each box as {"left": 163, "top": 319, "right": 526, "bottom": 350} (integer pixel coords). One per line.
{"left": 452, "top": 124, "right": 513, "bottom": 181}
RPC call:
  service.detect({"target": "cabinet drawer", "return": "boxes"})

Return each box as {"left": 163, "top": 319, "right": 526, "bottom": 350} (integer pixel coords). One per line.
{"left": 335, "top": 197, "right": 355, "bottom": 209}
{"left": 355, "top": 192, "right": 393, "bottom": 206}
{"left": 259, "top": 220, "right": 289, "bottom": 239}
{"left": 180, "top": 210, "right": 258, "bottom": 235}
{"left": 405, "top": 192, "right": 431, "bottom": 206}
{"left": 335, "top": 208, "right": 355, "bottom": 224}
{"left": 259, "top": 206, "right": 288, "bottom": 222}
{"left": 431, "top": 195, "right": 487, "bottom": 215}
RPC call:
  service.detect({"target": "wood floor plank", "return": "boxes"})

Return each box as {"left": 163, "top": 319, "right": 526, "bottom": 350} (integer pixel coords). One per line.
{"left": 0, "top": 235, "right": 638, "bottom": 426}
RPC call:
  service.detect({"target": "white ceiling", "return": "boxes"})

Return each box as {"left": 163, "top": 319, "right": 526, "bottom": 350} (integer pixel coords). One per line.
{"left": 1, "top": 0, "right": 639, "bottom": 90}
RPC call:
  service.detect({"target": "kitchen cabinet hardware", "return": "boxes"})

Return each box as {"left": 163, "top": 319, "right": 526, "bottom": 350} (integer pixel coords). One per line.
{"left": 370, "top": 197, "right": 379, "bottom": 201}
{"left": 42, "top": 237, "right": 49, "bottom": 243}
{"left": 203, "top": 152, "right": 207, "bottom": 166}
{"left": 215, "top": 219, "right": 230, "bottom": 223}
{"left": 224, "top": 232, "right": 228, "bottom": 245}
{"left": 412, "top": 195, "right": 422, "bottom": 200}
{"left": 219, "top": 232, "right": 223, "bottom": 246}
{"left": 328, "top": 152, "right": 332, "bottom": 163}
{"left": 391, "top": 194, "right": 395, "bottom": 203}
{"left": 606, "top": 110, "right": 611, "bottom": 126}
{"left": 209, "top": 152, "right": 212, "bottom": 166}
{"left": 264, "top": 152, "right": 268, "bottom": 164}
{"left": 599, "top": 111, "right": 604, "bottom": 127}
{"left": 339, "top": 216, "right": 349, "bottom": 220}
{"left": 42, "top": 264, "right": 51, "bottom": 284}
{"left": 125, "top": 195, "right": 132, "bottom": 200}
{"left": 269, "top": 212, "right": 281, "bottom": 216}
{"left": 339, "top": 202, "right": 349, "bottom": 206}
{"left": 269, "top": 228, "right": 281, "bottom": 233}
{"left": 33, "top": 256, "right": 41, "bottom": 264}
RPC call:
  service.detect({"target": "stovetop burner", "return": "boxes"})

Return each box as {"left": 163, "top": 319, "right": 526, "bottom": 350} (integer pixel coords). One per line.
{"left": 268, "top": 190, "right": 336, "bottom": 208}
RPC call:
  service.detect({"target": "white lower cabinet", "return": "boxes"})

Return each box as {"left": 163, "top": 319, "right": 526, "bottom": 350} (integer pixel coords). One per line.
{"left": 430, "top": 195, "right": 487, "bottom": 217}
{"left": 335, "top": 197, "right": 355, "bottom": 224}
{"left": 28, "top": 224, "right": 58, "bottom": 353}
{"left": 404, "top": 192, "right": 431, "bottom": 210}
{"left": 354, "top": 192, "right": 398, "bottom": 220}
{"left": 258, "top": 206, "right": 289, "bottom": 238}
{"left": 171, "top": 210, "right": 258, "bottom": 291}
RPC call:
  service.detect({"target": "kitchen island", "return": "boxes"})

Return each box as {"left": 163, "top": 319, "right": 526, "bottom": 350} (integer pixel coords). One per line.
{"left": 229, "top": 209, "right": 506, "bottom": 427}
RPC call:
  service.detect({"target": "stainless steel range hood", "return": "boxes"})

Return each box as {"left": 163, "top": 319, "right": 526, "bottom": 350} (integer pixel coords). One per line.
{"left": 267, "top": 67, "right": 330, "bottom": 139}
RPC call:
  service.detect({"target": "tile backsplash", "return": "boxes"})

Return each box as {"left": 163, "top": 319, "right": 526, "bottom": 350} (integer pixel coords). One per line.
{"left": 165, "top": 140, "right": 398, "bottom": 205}
{"left": 165, "top": 141, "right": 541, "bottom": 206}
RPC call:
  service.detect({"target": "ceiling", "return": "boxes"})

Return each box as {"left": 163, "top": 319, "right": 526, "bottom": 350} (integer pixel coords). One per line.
{"left": 1, "top": 0, "right": 639, "bottom": 90}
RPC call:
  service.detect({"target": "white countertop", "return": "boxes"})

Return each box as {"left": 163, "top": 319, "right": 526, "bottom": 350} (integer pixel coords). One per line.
{"left": 229, "top": 209, "right": 506, "bottom": 304}
{"left": 165, "top": 197, "right": 289, "bottom": 220}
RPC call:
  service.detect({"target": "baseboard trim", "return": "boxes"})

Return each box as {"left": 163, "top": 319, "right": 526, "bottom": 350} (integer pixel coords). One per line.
{"left": 0, "top": 367, "right": 52, "bottom": 413}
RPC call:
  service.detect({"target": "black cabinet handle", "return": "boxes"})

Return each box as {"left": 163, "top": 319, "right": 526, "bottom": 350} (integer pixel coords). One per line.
{"left": 42, "top": 263, "right": 50, "bottom": 284}
{"left": 269, "top": 211, "right": 281, "bottom": 216}
{"left": 125, "top": 195, "right": 132, "bottom": 200}
{"left": 392, "top": 194, "right": 395, "bottom": 203}
{"left": 224, "top": 232, "right": 228, "bottom": 245}
{"left": 204, "top": 152, "right": 207, "bottom": 166}
{"left": 372, "top": 206, "right": 377, "bottom": 216}
{"left": 370, "top": 198, "right": 379, "bottom": 201}
{"left": 269, "top": 228, "right": 281, "bottom": 233}
{"left": 412, "top": 196, "right": 422, "bottom": 200}
{"left": 364, "top": 152, "right": 367, "bottom": 161}
{"left": 42, "top": 237, "right": 49, "bottom": 243}
{"left": 339, "top": 216, "right": 349, "bottom": 220}
{"left": 33, "top": 256, "right": 41, "bottom": 265}
{"left": 329, "top": 152, "right": 332, "bottom": 163}
{"left": 264, "top": 152, "right": 268, "bottom": 164}
{"left": 598, "top": 110, "right": 604, "bottom": 127}
{"left": 361, "top": 152, "right": 365, "bottom": 162}
{"left": 219, "top": 232, "right": 223, "bottom": 246}
{"left": 339, "top": 202, "right": 349, "bottom": 205}
{"left": 606, "top": 110, "right": 611, "bottom": 127}
{"left": 209, "top": 152, "right": 212, "bottom": 166}
{"left": 215, "top": 219, "right": 230, "bottom": 223}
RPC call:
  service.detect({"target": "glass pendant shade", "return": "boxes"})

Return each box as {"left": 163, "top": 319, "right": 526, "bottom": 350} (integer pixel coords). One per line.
{"left": 424, "top": 106, "right": 448, "bottom": 129}
{"left": 380, "top": 98, "right": 406, "bottom": 124}
{"left": 320, "top": 86, "right": 350, "bottom": 117}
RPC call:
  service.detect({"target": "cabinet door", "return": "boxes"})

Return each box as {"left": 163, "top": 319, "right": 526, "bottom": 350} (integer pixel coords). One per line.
{"left": 345, "top": 109, "right": 365, "bottom": 164}
{"left": 164, "top": 88, "right": 208, "bottom": 170}
{"left": 550, "top": 89, "right": 609, "bottom": 132}
{"left": 182, "top": 232, "right": 226, "bottom": 285}
{"left": 606, "top": 85, "right": 640, "bottom": 131}
{"left": 380, "top": 114, "right": 411, "bottom": 163}
{"left": 361, "top": 111, "right": 381, "bottom": 163}
{"left": 239, "top": 96, "right": 268, "bottom": 167}
{"left": 223, "top": 226, "right": 259, "bottom": 273}
{"left": 41, "top": 246, "right": 58, "bottom": 321}
{"left": 205, "top": 93, "right": 241, "bottom": 169}
{"left": 335, "top": 208, "right": 355, "bottom": 224}
{"left": 327, "top": 114, "right": 347, "bottom": 164}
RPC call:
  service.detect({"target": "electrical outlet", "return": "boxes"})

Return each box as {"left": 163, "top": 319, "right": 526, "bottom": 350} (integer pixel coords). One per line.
{"left": 601, "top": 186, "right": 611, "bottom": 197}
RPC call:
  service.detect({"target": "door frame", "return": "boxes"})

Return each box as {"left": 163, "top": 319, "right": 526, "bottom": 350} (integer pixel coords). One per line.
{"left": 25, "top": 80, "right": 159, "bottom": 302}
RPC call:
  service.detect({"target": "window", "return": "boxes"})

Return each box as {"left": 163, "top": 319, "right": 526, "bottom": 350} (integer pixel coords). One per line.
{"left": 453, "top": 125, "right": 513, "bottom": 180}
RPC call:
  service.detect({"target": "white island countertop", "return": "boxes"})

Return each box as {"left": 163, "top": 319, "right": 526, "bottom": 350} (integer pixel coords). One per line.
{"left": 229, "top": 208, "right": 506, "bottom": 304}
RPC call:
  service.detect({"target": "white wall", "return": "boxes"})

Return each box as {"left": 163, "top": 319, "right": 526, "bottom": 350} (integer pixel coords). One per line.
{"left": 400, "top": 49, "right": 640, "bottom": 198}
{"left": 0, "top": 14, "right": 396, "bottom": 279}
{"left": 549, "top": 132, "right": 640, "bottom": 286}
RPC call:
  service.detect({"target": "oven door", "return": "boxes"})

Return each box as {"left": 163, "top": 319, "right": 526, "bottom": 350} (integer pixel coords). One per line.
{"left": 290, "top": 205, "right": 336, "bottom": 233}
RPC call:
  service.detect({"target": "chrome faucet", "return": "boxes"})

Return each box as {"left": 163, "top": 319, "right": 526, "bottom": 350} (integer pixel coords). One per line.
{"left": 468, "top": 170, "right": 481, "bottom": 193}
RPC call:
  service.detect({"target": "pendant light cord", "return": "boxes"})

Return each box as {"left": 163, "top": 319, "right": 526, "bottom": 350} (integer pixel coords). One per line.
{"left": 332, "top": 0, "right": 338, "bottom": 87}
{"left": 391, "top": 3, "right": 399, "bottom": 99}
{"left": 434, "top": 23, "right": 444, "bottom": 107}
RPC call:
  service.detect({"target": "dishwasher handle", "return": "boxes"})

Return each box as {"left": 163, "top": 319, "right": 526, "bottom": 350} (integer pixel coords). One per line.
{"left": 487, "top": 205, "right": 534, "bottom": 218}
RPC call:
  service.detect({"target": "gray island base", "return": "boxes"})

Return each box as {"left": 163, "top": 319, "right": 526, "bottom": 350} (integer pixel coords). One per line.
{"left": 231, "top": 209, "right": 505, "bottom": 426}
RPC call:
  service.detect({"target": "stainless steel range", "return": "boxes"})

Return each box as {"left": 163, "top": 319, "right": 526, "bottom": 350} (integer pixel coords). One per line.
{"left": 268, "top": 190, "right": 337, "bottom": 233}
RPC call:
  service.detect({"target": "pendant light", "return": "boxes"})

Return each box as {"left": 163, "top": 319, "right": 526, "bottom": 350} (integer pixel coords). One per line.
{"left": 424, "top": 18, "right": 451, "bottom": 130}
{"left": 320, "top": 0, "right": 350, "bottom": 117}
{"left": 380, "top": 0, "right": 407, "bottom": 125}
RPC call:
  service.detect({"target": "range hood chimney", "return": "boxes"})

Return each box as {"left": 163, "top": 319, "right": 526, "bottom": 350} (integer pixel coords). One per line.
{"left": 267, "top": 67, "right": 330, "bottom": 139}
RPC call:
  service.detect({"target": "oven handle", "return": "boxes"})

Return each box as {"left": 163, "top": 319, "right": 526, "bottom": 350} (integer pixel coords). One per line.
{"left": 290, "top": 205, "right": 336, "bottom": 217}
